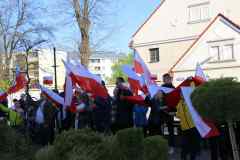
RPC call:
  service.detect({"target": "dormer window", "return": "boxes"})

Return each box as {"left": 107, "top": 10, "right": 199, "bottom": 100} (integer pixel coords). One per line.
{"left": 188, "top": 2, "right": 210, "bottom": 24}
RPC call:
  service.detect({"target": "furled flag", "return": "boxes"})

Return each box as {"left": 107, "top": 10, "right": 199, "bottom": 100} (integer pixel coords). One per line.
{"left": 64, "top": 71, "right": 74, "bottom": 109}
{"left": 63, "top": 61, "right": 109, "bottom": 98}
{"left": 195, "top": 63, "right": 208, "bottom": 82}
{"left": 43, "top": 76, "right": 53, "bottom": 85}
{"left": 181, "top": 87, "right": 220, "bottom": 138}
{"left": 39, "top": 85, "right": 64, "bottom": 106}
{"left": 7, "top": 65, "right": 27, "bottom": 94}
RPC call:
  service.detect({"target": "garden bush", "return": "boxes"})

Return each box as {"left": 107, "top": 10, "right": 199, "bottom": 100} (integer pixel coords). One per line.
{"left": 191, "top": 78, "right": 240, "bottom": 123}
{"left": 113, "top": 128, "right": 144, "bottom": 160}
{"left": 143, "top": 136, "right": 168, "bottom": 160}
{"left": 0, "top": 122, "right": 35, "bottom": 160}
{"left": 35, "top": 145, "right": 56, "bottom": 160}
{"left": 34, "top": 128, "right": 169, "bottom": 160}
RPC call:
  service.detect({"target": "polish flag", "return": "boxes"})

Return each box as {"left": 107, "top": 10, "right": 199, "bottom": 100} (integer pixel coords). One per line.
{"left": 195, "top": 63, "right": 208, "bottom": 82}
{"left": 43, "top": 76, "right": 53, "bottom": 85}
{"left": 181, "top": 87, "right": 220, "bottom": 138}
{"left": 148, "top": 84, "right": 174, "bottom": 98}
{"left": 133, "top": 51, "right": 155, "bottom": 86}
{"left": 164, "top": 77, "right": 205, "bottom": 108}
{"left": 63, "top": 61, "right": 109, "bottom": 98}
{"left": 122, "top": 65, "right": 146, "bottom": 95}
{"left": 8, "top": 66, "right": 27, "bottom": 94}
{"left": 122, "top": 95, "right": 148, "bottom": 106}
{"left": 39, "top": 85, "right": 64, "bottom": 106}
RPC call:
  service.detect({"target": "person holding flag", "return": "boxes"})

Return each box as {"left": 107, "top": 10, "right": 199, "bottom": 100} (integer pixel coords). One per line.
{"left": 176, "top": 93, "right": 201, "bottom": 160}
{"left": 113, "top": 77, "right": 134, "bottom": 132}
{"left": 161, "top": 73, "right": 176, "bottom": 154}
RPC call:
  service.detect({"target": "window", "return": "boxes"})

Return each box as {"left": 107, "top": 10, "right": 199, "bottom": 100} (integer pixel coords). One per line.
{"left": 188, "top": 2, "right": 210, "bottom": 23}
{"left": 94, "top": 66, "right": 101, "bottom": 71}
{"left": 90, "top": 59, "right": 100, "bottom": 63}
{"left": 210, "top": 46, "right": 220, "bottom": 61}
{"left": 222, "top": 44, "right": 234, "bottom": 60}
{"left": 149, "top": 48, "right": 159, "bottom": 63}
{"left": 209, "top": 43, "right": 234, "bottom": 62}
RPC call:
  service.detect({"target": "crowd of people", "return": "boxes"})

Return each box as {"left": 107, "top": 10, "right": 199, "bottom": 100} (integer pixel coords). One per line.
{"left": 0, "top": 73, "right": 238, "bottom": 160}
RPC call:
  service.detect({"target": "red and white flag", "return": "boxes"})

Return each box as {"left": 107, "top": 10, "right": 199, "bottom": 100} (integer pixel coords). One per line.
{"left": 133, "top": 51, "right": 154, "bottom": 86}
{"left": 39, "top": 85, "right": 64, "bottom": 106}
{"left": 43, "top": 76, "right": 53, "bottom": 85}
{"left": 122, "top": 65, "right": 146, "bottom": 95}
{"left": 164, "top": 77, "right": 206, "bottom": 109}
{"left": 148, "top": 84, "right": 174, "bottom": 98}
{"left": 8, "top": 66, "right": 27, "bottom": 94}
{"left": 63, "top": 61, "right": 108, "bottom": 98}
{"left": 195, "top": 63, "right": 208, "bottom": 82}
{"left": 181, "top": 87, "right": 219, "bottom": 138}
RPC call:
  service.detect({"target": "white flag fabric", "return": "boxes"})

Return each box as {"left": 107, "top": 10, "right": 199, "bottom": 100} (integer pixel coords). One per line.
{"left": 63, "top": 60, "right": 108, "bottom": 98}
{"left": 122, "top": 64, "right": 145, "bottom": 86}
{"left": 148, "top": 84, "right": 174, "bottom": 98}
{"left": 180, "top": 87, "right": 211, "bottom": 138}
{"left": 40, "top": 85, "right": 64, "bottom": 106}
{"left": 64, "top": 73, "right": 73, "bottom": 108}
{"left": 195, "top": 63, "right": 208, "bottom": 82}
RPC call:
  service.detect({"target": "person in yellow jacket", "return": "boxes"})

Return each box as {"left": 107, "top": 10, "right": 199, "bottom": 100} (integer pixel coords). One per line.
{"left": 0, "top": 103, "right": 24, "bottom": 127}
{"left": 176, "top": 98, "right": 201, "bottom": 160}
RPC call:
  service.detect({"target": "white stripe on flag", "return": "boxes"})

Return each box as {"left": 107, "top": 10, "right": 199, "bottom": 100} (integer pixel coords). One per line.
{"left": 181, "top": 87, "right": 211, "bottom": 138}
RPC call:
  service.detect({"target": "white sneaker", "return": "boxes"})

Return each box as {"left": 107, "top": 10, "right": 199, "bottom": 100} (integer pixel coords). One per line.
{"left": 168, "top": 147, "right": 174, "bottom": 154}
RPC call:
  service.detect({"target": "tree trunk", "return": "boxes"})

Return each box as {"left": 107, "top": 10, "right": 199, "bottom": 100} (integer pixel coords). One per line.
{"left": 228, "top": 121, "right": 240, "bottom": 160}
{"left": 80, "top": 32, "right": 90, "bottom": 67}
{"left": 72, "top": 0, "right": 91, "bottom": 67}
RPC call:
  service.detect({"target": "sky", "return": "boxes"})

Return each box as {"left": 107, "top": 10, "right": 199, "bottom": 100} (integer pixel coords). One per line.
{"left": 42, "top": 0, "right": 161, "bottom": 53}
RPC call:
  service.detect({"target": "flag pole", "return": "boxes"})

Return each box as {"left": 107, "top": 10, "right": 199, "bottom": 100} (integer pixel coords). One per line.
{"left": 53, "top": 47, "right": 58, "bottom": 91}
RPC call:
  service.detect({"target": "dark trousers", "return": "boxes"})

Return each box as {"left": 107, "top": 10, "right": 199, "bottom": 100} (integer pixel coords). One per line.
{"left": 181, "top": 128, "right": 201, "bottom": 160}
{"left": 166, "top": 119, "right": 175, "bottom": 147}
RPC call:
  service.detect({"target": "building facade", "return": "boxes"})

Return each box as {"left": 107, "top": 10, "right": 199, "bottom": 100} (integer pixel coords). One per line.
{"left": 12, "top": 49, "right": 68, "bottom": 90}
{"left": 130, "top": 0, "right": 240, "bottom": 84}
{"left": 88, "top": 52, "right": 124, "bottom": 82}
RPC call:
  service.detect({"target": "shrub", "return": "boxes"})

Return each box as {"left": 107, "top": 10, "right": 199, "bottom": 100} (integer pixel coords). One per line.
{"left": 0, "top": 122, "right": 34, "bottom": 160}
{"left": 35, "top": 128, "right": 169, "bottom": 160}
{"left": 114, "top": 128, "right": 144, "bottom": 160}
{"left": 35, "top": 145, "right": 56, "bottom": 160}
{"left": 53, "top": 128, "right": 105, "bottom": 160}
{"left": 191, "top": 78, "right": 240, "bottom": 123}
{"left": 143, "top": 136, "right": 168, "bottom": 160}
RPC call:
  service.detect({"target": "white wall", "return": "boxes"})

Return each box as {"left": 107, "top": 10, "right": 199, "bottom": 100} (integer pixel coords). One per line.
{"left": 38, "top": 49, "right": 67, "bottom": 90}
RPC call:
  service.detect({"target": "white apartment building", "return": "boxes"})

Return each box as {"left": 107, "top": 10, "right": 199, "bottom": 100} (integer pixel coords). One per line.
{"left": 130, "top": 0, "right": 240, "bottom": 84}
{"left": 88, "top": 52, "right": 125, "bottom": 82}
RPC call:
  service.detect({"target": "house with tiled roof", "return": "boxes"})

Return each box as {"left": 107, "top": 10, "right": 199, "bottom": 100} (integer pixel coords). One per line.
{"left": 130, "top": 0, "right": 240, "bottom": 84}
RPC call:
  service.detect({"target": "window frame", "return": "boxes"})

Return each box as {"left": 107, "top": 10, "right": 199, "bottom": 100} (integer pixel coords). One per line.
{"left": 188, "top": 2, "right": 210, "bottom": 24}
{"left": 208, "top": 39, "right": 235, "bottom": 63}
{"left": 149, "top": 48, "right": 160, "bottom": 63}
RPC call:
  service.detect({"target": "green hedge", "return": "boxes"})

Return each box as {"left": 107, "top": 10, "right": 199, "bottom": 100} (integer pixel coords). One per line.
{"left": 143, "top": 136, "right": 168, "bottom": 160}
{"left": 191, "top": 78, "right": 240, "bottom": 123}
{"left": 0, "top": 122, "right": 35, "bottom": 160}
{"left": 35, "top": 128, "right": 168, "bottom": 160}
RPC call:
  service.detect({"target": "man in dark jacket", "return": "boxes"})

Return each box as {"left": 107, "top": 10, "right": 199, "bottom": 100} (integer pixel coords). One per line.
{"left": 161, "top": 73, "right": 176, "bottom": 154}
{"left": 113, "top": 77, "right": 134, "bottom": 132}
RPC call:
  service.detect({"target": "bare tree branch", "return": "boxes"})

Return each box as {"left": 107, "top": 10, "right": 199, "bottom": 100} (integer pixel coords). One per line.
{"left": 0, "top": 0, "right": 52, "bottom": 80}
